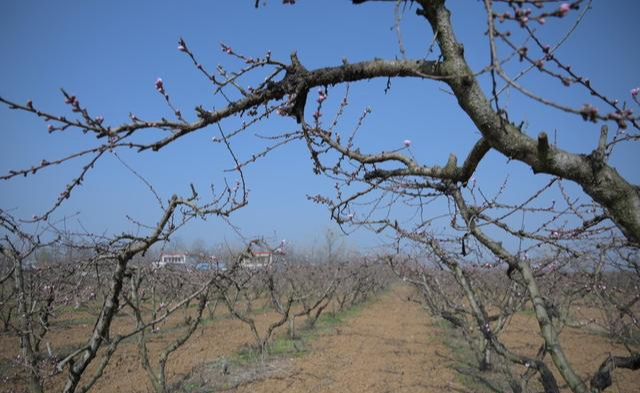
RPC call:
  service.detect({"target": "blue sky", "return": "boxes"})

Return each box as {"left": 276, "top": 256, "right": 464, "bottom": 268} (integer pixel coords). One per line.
{"left": 1, "top": 0, "right": 638, "bottom": 252}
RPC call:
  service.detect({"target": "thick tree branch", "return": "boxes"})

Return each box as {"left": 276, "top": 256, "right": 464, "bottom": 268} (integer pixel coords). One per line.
{"left": 590, "top": 353, "right": 640, "bottom": 392}
{"left": 417, "top": 0, "right": 640, "bottom": 245}
{"left": 128, "top": 58, "right": 442, "bottom": 151}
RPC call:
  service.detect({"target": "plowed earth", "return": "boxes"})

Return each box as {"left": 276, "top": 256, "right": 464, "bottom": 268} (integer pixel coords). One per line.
{"left": 2, "top": 285, "right": 639, "bottom": 392}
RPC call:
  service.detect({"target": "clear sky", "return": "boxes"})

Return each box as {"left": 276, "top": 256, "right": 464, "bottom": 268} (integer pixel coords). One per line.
{"left": 1, "top": 0, "right": 638, "bottom": 252}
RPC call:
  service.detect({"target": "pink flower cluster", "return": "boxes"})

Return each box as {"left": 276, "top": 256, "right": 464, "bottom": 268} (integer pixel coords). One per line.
{"left": 220, "top": 43, "right": 233, "bottom": 55}
{"left": 64, "top": 94, "right": 82, "bottom": 113}
{"left": 64, "top": 95, "right": 77, "bottom": 105}
{"left": 516, "top": 8, "right": 531, "bottom": 25}
{"left": 317, "top": 88, "right": 327, "bottom": 104}
{"left": 580, "top": 104, "right": 598, "bottom": 122}
{"left": 155, "top": 77, "right": 164, "bottom": 93}
{"left": 177, "top": 38, "right": 188, "bottom": 53}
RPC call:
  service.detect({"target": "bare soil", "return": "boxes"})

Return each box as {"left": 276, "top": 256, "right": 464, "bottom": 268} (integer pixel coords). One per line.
{"left": 501, "top": 311, "right": 639, "bottom": 392}
{"left": 232, "top": 285, "right": 463, "bottom": 393}
{"left": 2, "top": 285, "right": 639, "bottom": 392}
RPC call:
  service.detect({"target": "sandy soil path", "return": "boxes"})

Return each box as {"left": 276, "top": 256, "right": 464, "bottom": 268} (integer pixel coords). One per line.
{"left": 235, "top": 285, "right": 465, "bottom": 393}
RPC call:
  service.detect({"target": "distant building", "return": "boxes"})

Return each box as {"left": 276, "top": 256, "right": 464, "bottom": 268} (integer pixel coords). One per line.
{"left": 240, "top": 248, "right": 285, "bottom": 270}
{"left": 154, "top": 253, "right": 189, "bottom": 268}
{"left": 154, "top": 252, "right": 227, "bottom": 270}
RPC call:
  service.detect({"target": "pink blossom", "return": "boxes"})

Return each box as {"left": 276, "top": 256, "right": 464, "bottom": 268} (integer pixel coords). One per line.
{"left": 178, "top": 38, "right": 188, "bottom": 52}
{"left": 559, "top": 3, "right": 570, "bottom": 15}
{"left": 47, "top": 124, "right": 54, "bottom": 132}
{"left": 220, "top": 44, "right": 233, "bottom": 54}
{"left": 317, "top": 89, "right": 327, "bottom": 103}
{"left": 403, "top": 139, "right": 412, "bottom": 147}
{"left": 155, "top": 77, "right": 164, "bottom": 92}
{"left": 631, "top": 87, "right": 640, "bottom": 97}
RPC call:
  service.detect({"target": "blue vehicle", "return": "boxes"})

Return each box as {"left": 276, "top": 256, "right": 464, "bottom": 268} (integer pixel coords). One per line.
{"left": 195, "top": 261, "right": 227, "bottom": 271}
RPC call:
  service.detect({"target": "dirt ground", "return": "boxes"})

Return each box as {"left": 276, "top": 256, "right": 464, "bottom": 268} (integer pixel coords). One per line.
{"left": 501, "top": 311, "right": 640, "bottom": 392}
{"left": 1, "top": 300, "right": 295, "bottom": 393}
{"left": 234, "top": 285, "right": 463, "bottom": 393}
{"left": 2, "top": 285, "right": 639, "bottom": 392}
